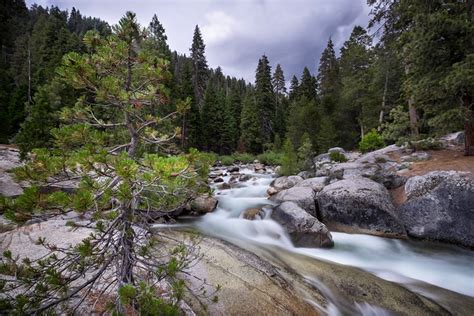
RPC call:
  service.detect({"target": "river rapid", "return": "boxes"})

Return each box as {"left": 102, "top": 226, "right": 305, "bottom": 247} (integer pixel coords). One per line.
{"left": 163, "top": 167, "right": 474, "bottom": 315}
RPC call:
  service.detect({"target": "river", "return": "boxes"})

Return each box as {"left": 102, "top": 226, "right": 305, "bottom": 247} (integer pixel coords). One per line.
{"left": 166, "top": 167, "right": 474, "bottom": 314}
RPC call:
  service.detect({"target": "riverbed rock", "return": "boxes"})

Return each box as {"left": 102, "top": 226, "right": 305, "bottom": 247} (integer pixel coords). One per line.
{"left": 398, "top": 171, "right": 474, "bottom": 247}
{"left": 317, "top": 177, "right": 406, "bottom": 237}
{"left": 242, "top": 207, "right": 265, "bottom": 220}
{"left": 218, "top": 183, "right": 231, "bottom": 190}
{"left": 190, "top": 195, "right": 218, "bottom": 214}
{"left": 270, "top": 186, "right": 316, "bottom": 215}
{"left": 238, "top": 174, "right": 252, "bottom": 182}
{"left": 227, "top": 166, "right": 239, "bottom": 173}
{"left": 297, "top": 170, "right": 314, "bottom": 179}
{"left": 272, "top": 202, "right": 333, "bottom": 248}
{"left": 294, "top": 177, "right": 328, "bottom": 192}
{"left": 213, "top": 177, "right": 224, "bottom": 183}
{"left": 328, "top": 147, "right": 345, "bottom": 154}
{"left": 267, "top": 176, "right": 303, "bottom": 196}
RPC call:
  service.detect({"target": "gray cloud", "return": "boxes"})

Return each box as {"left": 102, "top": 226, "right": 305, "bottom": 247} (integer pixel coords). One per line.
{"left": 26, "top": 0, "right": 370, "bottom": 82}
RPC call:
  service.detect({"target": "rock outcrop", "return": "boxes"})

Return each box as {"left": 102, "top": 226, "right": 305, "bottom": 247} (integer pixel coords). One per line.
{"left": 398, "top": 171, "right": 474, "bottom": 247}
{"left": 317, "top": 177, "right": 406, "bottom": 237}
{"left": 270, "top": 186, "right": 316, "bottom": 216}
{"left": 267, "top": 175, "right": 303, "bottom": 195}
{"left": 294, "top": 177, "right": 328, "bottom": 192}
{"left": 0, "top": 146, "right": 23, "bottom": 197}
{"left": 271, "top": 202, "right": 333, "bottom": 248}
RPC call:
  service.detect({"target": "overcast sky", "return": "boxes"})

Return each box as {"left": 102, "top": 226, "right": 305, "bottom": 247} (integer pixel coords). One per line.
{"left": 26, "top": 0, "right": 371, "bottom": 83}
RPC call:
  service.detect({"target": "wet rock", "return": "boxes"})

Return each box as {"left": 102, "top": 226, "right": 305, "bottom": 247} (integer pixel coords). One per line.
{"left": 228, "top": 175, "right": 239, "bottom": 184}
{"left": 242, "top": 207, "right": 265, "bottom": 220}
{"left": 399, "top": 171, "right": 474, "bottom": 247}
{"left": 317, "top": 177, "right": 406, "bottom": 238}
{"left": 272, "top": 202, "right": 333, "bottom": 248}
{"left": 218, "top": 183, "right": 231, "bottom": 190}
{"left": 270, "top": 186, "right": 316, "bottom": 216}
{"left": 227, "top": 166, "right": 239, "bottom": 173}
{"left": 239, "top": 174, "right": 252, "bottom": 182}
{"left": 294, "top": 177, "right": 328, "bottom": 192}
{"left": 190, "top": 195, "right": 218, "bottom": 214}
{"left": 213, "top": 177, "right": 224, "bottom": 183}
{"left": 267, "top": 176, "right": 303, "bottom": 196}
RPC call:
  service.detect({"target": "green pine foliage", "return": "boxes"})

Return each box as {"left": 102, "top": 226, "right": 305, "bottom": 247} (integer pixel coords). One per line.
{"left": 359, "top": 129, "right": 385, "bottom": 153}
{"left": 0, "top": 13, "right": 217, "bottom": 314}
{"left": 280, "top": 138, "right": 298, "bottom": 176}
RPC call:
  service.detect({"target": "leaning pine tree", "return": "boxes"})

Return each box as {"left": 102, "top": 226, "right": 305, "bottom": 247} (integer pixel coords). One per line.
{"left": 0, "top": 12, "right": 216, "bottom": 314}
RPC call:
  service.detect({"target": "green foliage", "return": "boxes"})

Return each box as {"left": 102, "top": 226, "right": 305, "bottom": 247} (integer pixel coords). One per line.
{"left": 410, "top": 138, "right": 444, "bottom": 151}
{"left": 329, "top": 151, "right": 348, "bottom": 163}
{"left": 381, "top": 105, "right": 411, "bottom": 144}
{"left": 256, "top": 151, "right": 283, "bottom": 166}
{"left": 359, "top": 129, "right": 385, "bottom": 153}
{"left": 297, "top": 133, "right": 313, "bottom": 170}
{"left": 279, "top": 138, "right": 298, "bottom": 176}
{"left": 232, "top": 152, "right": 255, "bottom": 164}
{"left": 219, "top": 155, "right": 235, "bottom": 166}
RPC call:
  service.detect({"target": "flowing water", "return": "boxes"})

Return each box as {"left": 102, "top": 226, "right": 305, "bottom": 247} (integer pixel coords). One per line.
{"left": 163, "top": 168, "right": 474, "bottom": 314}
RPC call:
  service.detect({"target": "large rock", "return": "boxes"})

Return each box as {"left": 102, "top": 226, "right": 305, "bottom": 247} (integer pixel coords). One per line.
{"left": 399, "top": 171, "right": 474, "bottom": 247}
{"left": 0, "top": 146, "right": 23, "bottom": 197}
{"left": 267, "top": 176, "right": 303, "bottom": 195}
{"left": 272, "top": 202, "right": 333, "bottom": 248}
{"left": 242, "top": 207, "right": 265, "bottom": 220}
{"left": 190, "top": 195, "right": 218, "bottom": 214}
{"left": 294, "top": 177, "right": 328, "bottom": 192}
{"left": 270, "top": 186, "right": 316, "bottom": 215}
{"left": 317, "top": 177, "right": 406, "bottom": 237}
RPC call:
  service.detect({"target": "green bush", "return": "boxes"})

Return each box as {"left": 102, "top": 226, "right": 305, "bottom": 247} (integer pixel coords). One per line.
{"left": 219, "top": 155, "right": 235, "bottom": 165}
{"left": 257, "top": 151, "right": 283, "bottom": 165}
{"left": 280, "top": 139, "right": 299, "bottom": 176}
{"left": 359, "top": 129, "right": 385, "bottom": 153}
{"left": 411, "top": 138, "right": 444, "bottom": 151}
{"left": 232, "top": 152, "right": 255, "bottom": 164}
{"left": 329, "top": 151, "right": 348, "bottom": 162}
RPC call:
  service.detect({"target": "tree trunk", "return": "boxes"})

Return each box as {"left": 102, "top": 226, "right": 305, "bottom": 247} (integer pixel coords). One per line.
{"left": 378, "top": 68, "right": 389, "bottom": 132}
{"left": 463, "top": 95, "right": 474, "bottom": 156}
{"left": 403, "top": 47, "right": 419, "bottom": 138}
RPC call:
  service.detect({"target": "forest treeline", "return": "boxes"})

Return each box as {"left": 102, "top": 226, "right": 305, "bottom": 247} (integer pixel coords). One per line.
{"left": 0, "top": 0, "right": 472, "bottom": 158}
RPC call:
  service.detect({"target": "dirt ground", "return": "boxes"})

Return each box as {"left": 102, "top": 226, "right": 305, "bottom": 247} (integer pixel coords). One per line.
{"left": 389, "top": 147, "right": 474, "bottom": 206}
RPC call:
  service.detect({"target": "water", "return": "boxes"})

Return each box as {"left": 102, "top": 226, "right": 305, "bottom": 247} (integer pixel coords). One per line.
{"left": 159, "top": 167, "right": 474, "bottom": 314}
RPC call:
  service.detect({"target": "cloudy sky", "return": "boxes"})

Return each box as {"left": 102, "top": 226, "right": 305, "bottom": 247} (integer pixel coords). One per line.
{"left": 26, "top": 0, "right": 372, "bottom": 83}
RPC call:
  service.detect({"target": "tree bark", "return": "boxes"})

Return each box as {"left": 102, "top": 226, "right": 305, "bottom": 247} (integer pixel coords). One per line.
{"left": 378, "top": 68, "right": 389, "bottom": 132}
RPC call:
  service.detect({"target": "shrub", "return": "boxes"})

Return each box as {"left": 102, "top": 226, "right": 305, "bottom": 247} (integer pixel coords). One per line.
{"left": 257, "top": 151, "right": 283, "bottom": 165}
{"left": 232, "top": 152, "right": 255, "bottom": 164}
{"left": 219, "top": 155, "right": 235, "bottom": 165}
{"left": 329, "top": 151, "right": 348, "bottom": 162}
{"left": 297, "top": 133, "right": 313, "bottom": 170}
{"left": 411, "top": 138, "right": 444, "bottom": 151}
{"left": 359, "top": 129, "right": 385, "bottom": 153}
{"left": 280, "top": 139, "right": 299, "bottom": 176}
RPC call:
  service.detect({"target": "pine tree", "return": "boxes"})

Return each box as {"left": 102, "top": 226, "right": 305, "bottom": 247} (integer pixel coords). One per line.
{"left": 147, "top": 14, "right": 171, "bottom": 59}
{"left": 254, "top": 55, "right": 275, "bottom": 147}
{"left": 289, "top": 75, "right": 299, "bottom": 101}
{"left": 298, "top": 67, "right": 317, "bottom": 100}
{"left": 190, "top": 25, "right": 208, "bottom": 110}
{"left": 338, "top": 25, "right": 375, "bottom": 148}
{"left": 297, "top": 132, "right": 313, "bottom": 170}
{"left": 317, "top": 38, "right": 340, "bottom": 109}
{"left": 0, "top": 12, "right": 215, "bottom": 314}
{"left": 272, "top": 64, "right": 288, "bottom": 139}
{"left": 280, "top": 138, "right": 298, "bottom": 176}
{"left": 240, "top": 90, "right": 261, "bottom": 153}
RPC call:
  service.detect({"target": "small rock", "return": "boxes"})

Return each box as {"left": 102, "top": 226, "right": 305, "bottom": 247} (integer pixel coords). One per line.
{"left": 242, "top": 207, "right": 265, "bottom": 220}
{"left": 213, "top": 177, "right": 224, "bottom": 183}
{"left": 218, "top": 183, "right": 231, "bottom": 190}
{"left": 190, "top": 195, "right": 218, "bottom": 214}
{"left": 295, "top": 177, "right": 328, "bottom": 192}
{"left": 401, "top": 152, "right": 431, "bottom": 162}
{"left": 227, "top": 166, "right": 240, "bottom": 173}
{"left": 328, "top": 147, "right": 345, "bottom": 154}
{"left": 239, "top": 174, "right": 252, "bottom": 182}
